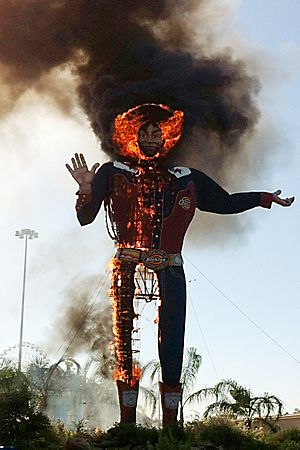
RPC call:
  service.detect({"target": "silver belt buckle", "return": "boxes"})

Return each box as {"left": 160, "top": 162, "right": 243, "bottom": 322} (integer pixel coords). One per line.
{"left": 141, "top": 249, "right": 169, "bottom": 271}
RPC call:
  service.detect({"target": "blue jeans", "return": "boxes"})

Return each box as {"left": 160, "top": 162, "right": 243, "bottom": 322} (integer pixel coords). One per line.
{"left": 157, "top": 266, "right": 186, "bottom": 387}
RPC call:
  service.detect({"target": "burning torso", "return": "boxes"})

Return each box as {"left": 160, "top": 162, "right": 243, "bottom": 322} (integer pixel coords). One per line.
{"left": 105, "top": 161, "right": 197, "bottom": 252}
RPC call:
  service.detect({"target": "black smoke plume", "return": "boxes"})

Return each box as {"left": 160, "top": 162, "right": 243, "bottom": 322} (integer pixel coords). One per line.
{"left": 49, "top": 275, "right": 115, "bottom": 379}
{"left": 0, "top": 0, "right": 260, "bottom": 174}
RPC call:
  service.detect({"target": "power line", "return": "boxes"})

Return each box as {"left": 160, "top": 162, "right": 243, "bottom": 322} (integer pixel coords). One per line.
{"left": 184, "top": 254, "right": 300, "bottom": 366}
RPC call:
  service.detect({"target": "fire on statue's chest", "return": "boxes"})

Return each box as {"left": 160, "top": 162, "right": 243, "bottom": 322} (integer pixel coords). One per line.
{"left": 106, "top": 164, "right": 175, "bottom": 250}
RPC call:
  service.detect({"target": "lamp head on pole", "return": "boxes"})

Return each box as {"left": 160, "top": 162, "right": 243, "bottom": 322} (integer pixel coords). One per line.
{"left": 15, "top": 229, "right": 39, "bottom": 239}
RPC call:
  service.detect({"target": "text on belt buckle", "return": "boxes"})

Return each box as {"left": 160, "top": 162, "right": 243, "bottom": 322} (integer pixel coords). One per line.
{"left": 141, "top": 249, "right": 169, "bottom": 271}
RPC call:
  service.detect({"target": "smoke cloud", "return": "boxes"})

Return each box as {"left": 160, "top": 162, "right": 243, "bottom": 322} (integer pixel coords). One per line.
{"left": 1, "top": 0, "right": 260, "bottom": 175}
{"left": 49, "top": 275, "right": 116, "bottom": 379}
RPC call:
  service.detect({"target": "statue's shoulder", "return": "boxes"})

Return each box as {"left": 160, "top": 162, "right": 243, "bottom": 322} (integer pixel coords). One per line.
{"left": 168, "top": 166, "right": 191, "bottom": 178}
{"left": 113, "top": 160, "right": 139, "bottom": 174}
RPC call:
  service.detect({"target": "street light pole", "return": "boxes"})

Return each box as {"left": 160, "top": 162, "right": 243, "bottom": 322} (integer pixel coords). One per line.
{"left": 15, "top": 229, "right": 38, "bottom": 371}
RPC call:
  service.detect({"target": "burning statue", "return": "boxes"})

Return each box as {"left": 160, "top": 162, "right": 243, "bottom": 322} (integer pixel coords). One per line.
{"left": 66, "top": 103, "right": 294, "bottom": 426}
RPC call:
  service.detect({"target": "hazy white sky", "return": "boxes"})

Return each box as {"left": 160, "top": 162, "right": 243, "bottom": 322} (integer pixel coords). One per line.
{"left": 1, "top": 0, "right": 299, "bottom": 418}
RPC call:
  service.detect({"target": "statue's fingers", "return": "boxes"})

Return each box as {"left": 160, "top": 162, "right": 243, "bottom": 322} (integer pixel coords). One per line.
{"left": 286, "top": 197, "right": 295, "bottom": 206}
{"left": 281, "top": 197, "right": 293, "bottom": 207}
{"left": 75, "top": 153, "right": 81, "bottom": 166}
{"left": 80, "top": 153, "right": 87, "bottom": 166}
{"left": 71, "top": 157, "right": 77, "bottom": 170}
{"left": 66, "top": 163, "right": 74, "bottom": 174}
{"left": 273, "top": 189, "right": 281, "bottom": 196}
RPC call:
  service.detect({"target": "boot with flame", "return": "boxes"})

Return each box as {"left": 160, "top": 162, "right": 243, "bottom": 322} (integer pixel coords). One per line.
{"left": 159, "top": 381, "right": 182, "bottom": 427}
{"left": 116, "top": 379, "right": 139, "bottom": 423}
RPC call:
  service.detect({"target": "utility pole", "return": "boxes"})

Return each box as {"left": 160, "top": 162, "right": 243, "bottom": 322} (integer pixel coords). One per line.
{"left": 15, "top": 229, "right": 38, "bottom": 371}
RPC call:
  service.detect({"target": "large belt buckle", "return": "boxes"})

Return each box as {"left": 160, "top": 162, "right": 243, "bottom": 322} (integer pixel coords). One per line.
{"left": 141, "top": 249, "right": 169, "bottom": 271}
{"left": 117, "top": 248, "right": 139, "bottom": 263}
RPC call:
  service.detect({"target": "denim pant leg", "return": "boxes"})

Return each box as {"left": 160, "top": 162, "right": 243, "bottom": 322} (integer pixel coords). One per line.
{"left": 157, "top": 265, "right": 186, "bottom": 387}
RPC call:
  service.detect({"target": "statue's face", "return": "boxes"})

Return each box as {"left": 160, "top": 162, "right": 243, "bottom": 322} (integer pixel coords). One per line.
{"left": 138, "top": 122, "right": 163, "bottom": 158}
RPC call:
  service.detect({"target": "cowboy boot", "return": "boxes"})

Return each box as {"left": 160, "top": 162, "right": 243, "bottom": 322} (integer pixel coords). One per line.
{"left": 116, "top": 379, "right": 139, "bottom": 423}
{"left": 159, "top": 381, "right": 181, "bottom": 427}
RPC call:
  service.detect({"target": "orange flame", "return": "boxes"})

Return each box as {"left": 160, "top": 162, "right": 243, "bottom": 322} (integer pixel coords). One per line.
{"left": 113, "top": 364, "right": 141, "bottom": 386}
{"left": 112, "top": 103, "right": 184, "bottom": 160}
{"left": 109, "top": 258, "right": 142, "bottom": 387}
{"left": 132, "top": 364, "right": 142, "bottom": 381}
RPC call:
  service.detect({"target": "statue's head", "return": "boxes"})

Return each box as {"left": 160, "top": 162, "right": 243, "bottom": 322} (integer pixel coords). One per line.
{"left": 112, "top": 103, "right": 184, "bottom": 161}
{"left": 137, "top": 121, "right": 163, "bottom": 158}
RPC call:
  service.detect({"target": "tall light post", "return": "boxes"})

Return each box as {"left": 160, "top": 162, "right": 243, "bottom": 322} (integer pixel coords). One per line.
{"left": 15, "top": 228, "right": 38, "bottom": 371}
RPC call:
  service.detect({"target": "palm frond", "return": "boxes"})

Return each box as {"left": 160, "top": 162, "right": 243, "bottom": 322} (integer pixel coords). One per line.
{"left": 216, "top": 379, "right": 240, "bottom": 395}
{"left": 180, "top": 347, "right": 202, "bottom": 395}
{"left": 229, "top": 386, "right": 251, "bottom": 407}
{"left": 193, "top": 381, "right": 230, "bottom": 404}
{"left": 139, "top": 384, "right": 159, "bottom": 418}
{"left": 183, "top": 386, "right": 215, "bottom": 408}
{"left": 203, "top": 400, "right": 235, "bottom": 418}
{"left": 141, "top": 359, "right": 161, "bottom": 385}
{"left": 251, "top": 394, "right": 283, "bottom": 420}
{"left": 0, "top": 357, "right": 14, "bottom": 369}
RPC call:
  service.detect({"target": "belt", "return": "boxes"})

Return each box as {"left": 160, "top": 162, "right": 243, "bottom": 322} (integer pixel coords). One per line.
{"left": 115, "top": 248, "right": 183, "bottom": 271}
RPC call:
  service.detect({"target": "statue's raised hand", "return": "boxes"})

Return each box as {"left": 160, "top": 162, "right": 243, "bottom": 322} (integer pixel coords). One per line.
{"left": 66, "top": 153, "right": 99, "bottom": 193}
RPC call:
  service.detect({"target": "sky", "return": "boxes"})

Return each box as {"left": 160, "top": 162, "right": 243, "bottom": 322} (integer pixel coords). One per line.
{"left": 1, "top": 0, "right": 300, "bottom": 421}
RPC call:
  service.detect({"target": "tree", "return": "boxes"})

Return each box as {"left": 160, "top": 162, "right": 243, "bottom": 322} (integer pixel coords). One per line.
{"left": 141, "top": 347, "right": 202, "bottom": 425}
{"left": 197, "top": 379, "right": 283, "bottom": 429}
{"left": 0, "top": 367, "right": 60, "bottom": 449}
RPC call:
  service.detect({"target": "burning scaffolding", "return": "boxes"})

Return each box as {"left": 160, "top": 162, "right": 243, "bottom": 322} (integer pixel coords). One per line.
{"left": 110, "top": 260, "right": 160, "bottom": 387}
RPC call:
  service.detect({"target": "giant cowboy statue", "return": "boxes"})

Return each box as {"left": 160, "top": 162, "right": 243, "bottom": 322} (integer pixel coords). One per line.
{"left": 66, "top": 103, "right": 294, "bottom": 426}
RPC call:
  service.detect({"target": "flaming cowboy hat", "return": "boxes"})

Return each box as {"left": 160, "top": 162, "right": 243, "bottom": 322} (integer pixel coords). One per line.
{"left": 112, "top": 103, "right": 184, "bottom": 160}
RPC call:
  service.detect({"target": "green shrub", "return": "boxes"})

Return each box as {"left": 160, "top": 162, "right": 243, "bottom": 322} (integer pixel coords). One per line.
{"left": 146, "top": 433, "right": 191, "bottom": 449}
{"left": 65, "top": 436, "right": 91, "bottom": 449}
{"left": 94, "top": 422, "right": 159, "bottom": 447}
{"left": 265, "top": 429, "right": 300, "bottom": 449}
{"left": 0, "top": 368, "right": 65, "bottom": 449}
{"left": 186, "top": 417, "right": 271, "bottom": 450}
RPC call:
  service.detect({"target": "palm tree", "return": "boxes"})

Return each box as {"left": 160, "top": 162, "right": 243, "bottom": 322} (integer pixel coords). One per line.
{"left": 140, "top": 347, "right": 202, "bottom": 425}
{"left": 196, "top": 379, "right": 283, "bottom": 429}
